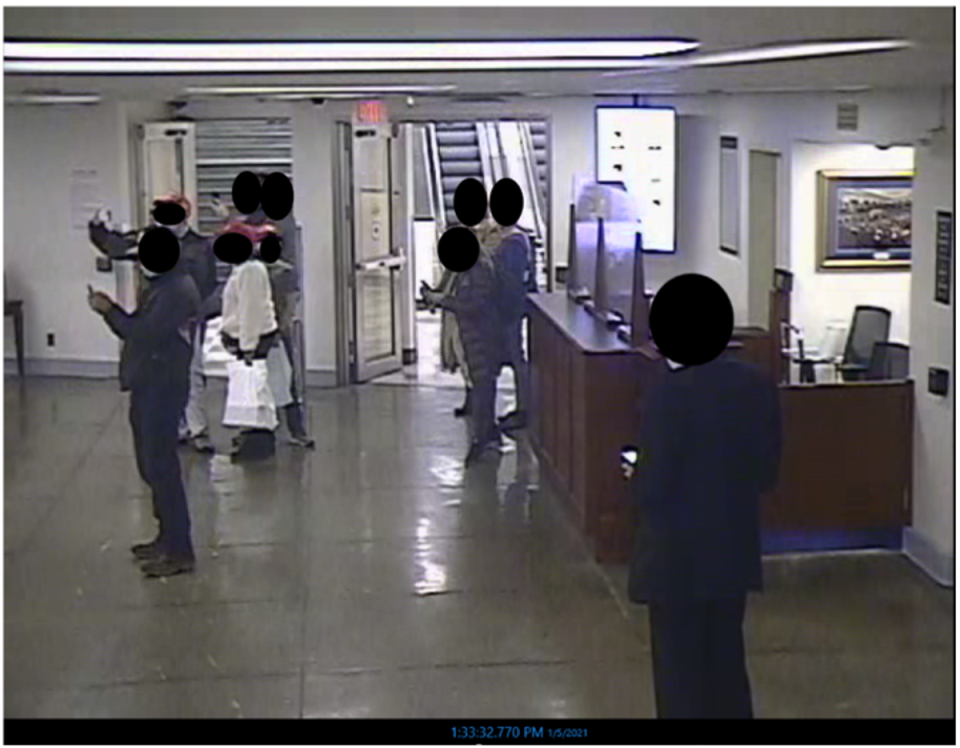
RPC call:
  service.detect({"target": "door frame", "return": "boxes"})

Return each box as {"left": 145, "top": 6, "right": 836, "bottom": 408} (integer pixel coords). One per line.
{"left": 747, "top": 148, "right": 782, "bottom": 329}
{"left": 334, "top": 112, "right": 555, "bottom": 386}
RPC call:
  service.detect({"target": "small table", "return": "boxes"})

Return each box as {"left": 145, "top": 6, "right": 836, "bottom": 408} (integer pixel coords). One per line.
{"left": 5, "top": 300, "right": 24, "bottom": 377}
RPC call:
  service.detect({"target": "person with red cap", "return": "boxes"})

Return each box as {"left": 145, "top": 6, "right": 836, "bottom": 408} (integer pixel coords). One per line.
{"left": 89, "top": 195, "right": 220, "bottom": 453}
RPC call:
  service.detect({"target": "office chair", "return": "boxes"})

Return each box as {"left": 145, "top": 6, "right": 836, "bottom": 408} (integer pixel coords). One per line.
{"left": 787, "top": 321, "right": 848, "bottom": 384}
{"left": 866, "top": 342, "right": 910, "bottom": 381}
{"left": 837, "top": 306, "right": 892, "bottom": 382}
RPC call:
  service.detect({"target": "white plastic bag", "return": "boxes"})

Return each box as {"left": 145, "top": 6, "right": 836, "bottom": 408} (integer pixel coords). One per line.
{"left": 223, "top": 359, "right": 278, "bottom": 430}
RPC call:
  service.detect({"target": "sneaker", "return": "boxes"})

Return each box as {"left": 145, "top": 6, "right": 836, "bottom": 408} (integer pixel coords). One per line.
{"left": 141, "top": 554, "right": 196, "bottom": 578}
{"left": 288, "top": 434, "right": 316, "bottom": 449}
{"left": 130, "top": 540, "right": 164, "bottom": 561}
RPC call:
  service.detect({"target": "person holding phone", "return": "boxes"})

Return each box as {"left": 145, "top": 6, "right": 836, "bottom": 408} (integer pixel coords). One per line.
{"left": 625, "top": 353, "right": 782, "bottom": 719}
{"left": 87, "top": 261, "right": 200, "bottom": 579}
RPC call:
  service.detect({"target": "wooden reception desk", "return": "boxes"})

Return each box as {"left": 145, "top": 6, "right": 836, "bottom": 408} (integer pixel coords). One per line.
{"left": 528, "top": 293, "right": 913, "bottom": 564}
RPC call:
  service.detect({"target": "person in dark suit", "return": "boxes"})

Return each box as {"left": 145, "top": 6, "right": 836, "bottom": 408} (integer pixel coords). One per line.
{"left": 625, "top": 347, "right": 782, "bottom": 718}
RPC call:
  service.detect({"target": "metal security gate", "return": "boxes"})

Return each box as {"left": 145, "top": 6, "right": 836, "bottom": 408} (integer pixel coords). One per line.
{"left": 193, "top": 118, "right": 302, "bottom": 385}
{"left": 195, "top": 117, "right": 294, "bottom": 285}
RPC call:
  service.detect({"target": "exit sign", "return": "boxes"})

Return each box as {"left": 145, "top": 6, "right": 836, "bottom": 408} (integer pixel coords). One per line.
{"left": 355, "top": 100, "right": 387, "bottom": 124}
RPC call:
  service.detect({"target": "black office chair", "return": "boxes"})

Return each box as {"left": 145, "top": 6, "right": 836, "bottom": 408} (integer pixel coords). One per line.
{"left": 866, "top": 342, "right": 910, "bottom": 381}
{"left": 837, "top": 306, "right": 892, "bottom": 382}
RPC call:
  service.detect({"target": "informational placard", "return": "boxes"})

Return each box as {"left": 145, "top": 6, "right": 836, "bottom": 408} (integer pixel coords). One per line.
{"left": 596, "top": 107, "right": 676, "bottom": 253}
{"left": 720, "top": 136, "right": 740, "bottom": 255}
{"left": 69, "top": 169, "right": 102, "bottom": 230}
{"left": 935, "top": 210, "right": 952, "bottom": 305}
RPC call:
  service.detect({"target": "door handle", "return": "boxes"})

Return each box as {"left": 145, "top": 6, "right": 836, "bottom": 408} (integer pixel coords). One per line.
{"left": 355, "top": 255, "right": 407, "bottom": 271}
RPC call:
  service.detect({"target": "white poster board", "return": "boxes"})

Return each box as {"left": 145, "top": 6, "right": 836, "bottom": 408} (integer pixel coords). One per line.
{"left": 596, "top": 107, "right": 676, "bottom": 252}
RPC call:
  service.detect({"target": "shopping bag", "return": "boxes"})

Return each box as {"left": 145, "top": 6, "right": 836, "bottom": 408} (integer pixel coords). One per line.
{"left": 266, "top": 342, "right": 294, "bottom": 409}
{"left": 223, "top": 359, "right": 278, "bottom": 430}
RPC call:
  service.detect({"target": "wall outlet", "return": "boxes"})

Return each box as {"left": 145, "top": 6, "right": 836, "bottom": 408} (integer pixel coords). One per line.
{"left": 47, "top": 332, "right": 55, "bottom": 348}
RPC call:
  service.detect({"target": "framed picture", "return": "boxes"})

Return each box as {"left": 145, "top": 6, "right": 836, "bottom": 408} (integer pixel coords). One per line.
{"left": 817, "top": 170, "right": 913, "bottom": 270}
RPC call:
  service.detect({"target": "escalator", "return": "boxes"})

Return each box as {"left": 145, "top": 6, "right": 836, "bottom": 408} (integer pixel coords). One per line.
{"left": 427, "top": 120, "right": 550, "bottom": 288}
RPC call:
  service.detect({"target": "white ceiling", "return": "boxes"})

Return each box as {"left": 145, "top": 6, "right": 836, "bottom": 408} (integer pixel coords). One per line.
{"left": 3, "top": 6, "right": 954, "bottom": 99}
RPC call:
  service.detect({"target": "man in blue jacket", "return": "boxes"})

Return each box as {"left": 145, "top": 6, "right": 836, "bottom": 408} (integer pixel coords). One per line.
{"left": 89, "top": 196, "right": 219, "bottom": 453}
{"left": 88, "top": 256, "right": 200, "bottom": 578}
{"left": 625, "top": 275, "right": 782, "bottom": 718}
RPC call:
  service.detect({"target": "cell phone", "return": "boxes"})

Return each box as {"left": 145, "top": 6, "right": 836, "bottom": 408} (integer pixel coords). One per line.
{"left": 620, "top": 447, "right": 638, "bottom": 466}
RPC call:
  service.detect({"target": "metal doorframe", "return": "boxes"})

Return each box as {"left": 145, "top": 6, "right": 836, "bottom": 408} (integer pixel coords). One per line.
{"left": 394, "top": 112, "right": 555, "bottom": 291}
{"left": 333, "top": 120, "right": 354, "bottom": 386}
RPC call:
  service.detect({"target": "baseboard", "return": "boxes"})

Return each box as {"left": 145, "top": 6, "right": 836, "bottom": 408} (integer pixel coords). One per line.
{"left": 5, "top": 357, "right": 118, "bottom": 379}
{"left": 903, "top": 527, "right": 955, "bottom": 587}
{"left": 305, "top": 368, "right": 338, "bottom": 389}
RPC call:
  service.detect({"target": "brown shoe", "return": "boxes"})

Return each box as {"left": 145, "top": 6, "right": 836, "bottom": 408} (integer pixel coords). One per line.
{"left": 141, "top": 554, "right": 196, "bottom": 578}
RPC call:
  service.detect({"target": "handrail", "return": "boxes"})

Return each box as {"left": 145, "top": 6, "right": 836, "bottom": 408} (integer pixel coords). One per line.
{"left": 425, "top": 122, "right": 446, "bottom": 237}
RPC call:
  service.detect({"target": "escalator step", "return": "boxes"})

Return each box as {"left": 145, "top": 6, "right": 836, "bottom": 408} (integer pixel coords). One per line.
{"left": 436, "top": 131, "right": 478, "bottom": 146}
{"left": 438, "top": 145, "right": 480, "bottom": 161}
{"left": 532, "top": 135, "right": 548, "bottom": 149}
{"left": 435, "top": 122, "right": 477, "bottom": 131}
{"left": 529, "top": 122, "right": 547, "bottom": 135}
{"left": 440, "top": 162, "right": 483, "bottom": 177}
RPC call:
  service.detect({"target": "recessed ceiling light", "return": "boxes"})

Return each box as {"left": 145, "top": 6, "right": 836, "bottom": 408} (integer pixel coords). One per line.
{"left": 602, "top": 39, "right": 912, "bottom": 77}
{"left": 6, "top": 93, "right": 100, "bottom": 104}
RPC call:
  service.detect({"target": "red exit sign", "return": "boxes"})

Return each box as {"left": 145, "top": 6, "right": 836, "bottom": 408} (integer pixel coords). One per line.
{"left": 355, "top": 100, "right": 387, "bottom": 124}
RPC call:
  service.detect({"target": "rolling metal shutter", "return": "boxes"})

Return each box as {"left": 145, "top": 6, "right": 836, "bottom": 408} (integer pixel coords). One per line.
{"left": 195, "top": 117, "right": 294, "bottom": 283}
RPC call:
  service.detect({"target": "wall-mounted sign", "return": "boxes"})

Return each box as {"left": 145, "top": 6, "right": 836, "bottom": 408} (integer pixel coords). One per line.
{"left": 935, "top": 210, "right": 952, "bottom": 305}
{"left": 354, "top": 100, "right": 387, "bottom": 125}
{"left": 720, "top": 136, "right": 740, "bottom": 255}
{"left": 595, "top": 106, "right": 676, "bottom": 253}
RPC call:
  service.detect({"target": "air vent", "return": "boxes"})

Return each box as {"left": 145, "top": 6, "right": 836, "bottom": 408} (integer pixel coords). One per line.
{"left": 837, "top": 102, "right": 859, "bottom": 131}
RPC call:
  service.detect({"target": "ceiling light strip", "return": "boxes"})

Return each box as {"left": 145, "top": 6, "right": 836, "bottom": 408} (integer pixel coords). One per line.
{"left": 5, "top": 57, "right": 706, "bottom": 74}
{"left": 183, "top": 85, "right": 457, "bottom": 95}
{"left": 4, "top": 40, "right": 699, "bottom": 62}
{"left": 602, "top": 39, "right": 912, "bottom": 77}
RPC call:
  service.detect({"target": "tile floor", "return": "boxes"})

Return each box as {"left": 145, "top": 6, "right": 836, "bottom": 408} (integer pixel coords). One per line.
{"left": 4, "top": 374, "right": 954, "bottom": 718}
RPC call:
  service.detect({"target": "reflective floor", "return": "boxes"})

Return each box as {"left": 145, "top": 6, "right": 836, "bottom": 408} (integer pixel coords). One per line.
{"left": 4, "top": 376, "right": 954, "bottom": 718}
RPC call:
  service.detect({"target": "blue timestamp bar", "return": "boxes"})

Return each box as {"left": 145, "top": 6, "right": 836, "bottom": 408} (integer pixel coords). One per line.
{"left": 452, "top": 726, "right": 588, "bottom": 740}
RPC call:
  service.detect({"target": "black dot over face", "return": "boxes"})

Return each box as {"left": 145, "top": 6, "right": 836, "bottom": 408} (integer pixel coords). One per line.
{"left": 138, "top": 227, "right": 180, "bottom": 274}
{"left": 438, "top": 226, "right": 480, "bottom": 273}
{"left": 232, "top": 171, "right": 261, "bottom": 215}
{"left": 454, "top": 178, "right": 487, "bottom": 227}
{"left": 490, "top": 178, "right": 524, "bottom": 227}
{"left": 649, "top": 273, "right": 733, "bottom": 367}
{"left": 261, "top": 172, "right": 294, "bottom": 221}
{"left": 259, "top": 235, "right": 282, "bottom": 264}
{"left": 214, "top": 232, "right": 253, "bottom": 265}
{"left": 152, "top": 201, "right": 186, "bottom": 226}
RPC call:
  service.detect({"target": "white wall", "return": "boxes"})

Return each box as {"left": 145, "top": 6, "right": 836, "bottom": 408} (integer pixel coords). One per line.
{"left": 905, "top": 90, "right": 955, "bottom": 585}
{"left": 790, "top": 143, "right": 913, "bottom": 346}
{"left": 4, "top": 100, "right": 166, "bottom": 373}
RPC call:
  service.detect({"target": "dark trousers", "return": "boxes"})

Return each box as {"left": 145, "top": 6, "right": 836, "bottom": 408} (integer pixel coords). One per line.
{"left": 500, "top": 318, "right": 530, "bottom": 414}
{"left": 279, "top": 330, "right": 307, "bottom": 437}
{"left": 647, "top": 597, "right": 753, "bottom": 718}
{"left": 470, "top": 372, "right": 497, "bottom": 445}
{"left": 129, "top": 382, "right": 193, "bottom": 558}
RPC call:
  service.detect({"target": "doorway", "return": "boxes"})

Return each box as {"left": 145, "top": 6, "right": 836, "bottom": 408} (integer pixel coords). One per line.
{"left": 748, "top": 150, "right": 781, "bottom": 328}
{"left": 334, "top": 117, "right": 551, "bottom": 391}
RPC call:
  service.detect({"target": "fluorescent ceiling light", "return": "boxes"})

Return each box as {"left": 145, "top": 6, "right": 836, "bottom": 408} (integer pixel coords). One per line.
{"left": 5, "top": 40, "right": 699, "bottom": 62}
{"left": 603, "top": 39, "right": 912, "bottom": 77}
{"left": 4, "top": 39, "right": 699, "bottom": 74}
{"left": 6, "top": 93, "right": 100, "bottom": 104}
{"left": 5, "top": 57, "right": 701, "bottom": 74}
{"left": 184, "top": 85, "right": 458, "bottom": 96}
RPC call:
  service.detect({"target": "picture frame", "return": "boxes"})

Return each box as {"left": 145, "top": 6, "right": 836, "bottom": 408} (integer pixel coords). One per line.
{"left": 817, "top": 169, "right": 913, "bottom": 270}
